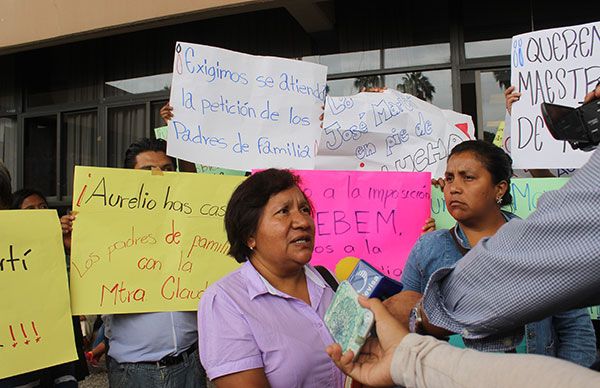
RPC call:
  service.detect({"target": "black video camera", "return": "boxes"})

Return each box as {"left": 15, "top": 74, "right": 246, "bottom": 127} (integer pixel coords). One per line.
{"left": 541, "top": 98, "right": 600, "bottom": 151}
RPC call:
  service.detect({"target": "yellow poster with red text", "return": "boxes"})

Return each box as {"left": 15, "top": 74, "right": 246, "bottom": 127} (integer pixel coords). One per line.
{"left": 69, "top": 166, "right": 244, "bottom": 314}
{"left": 0, "top": 211, "right": 77, "bottom": 379}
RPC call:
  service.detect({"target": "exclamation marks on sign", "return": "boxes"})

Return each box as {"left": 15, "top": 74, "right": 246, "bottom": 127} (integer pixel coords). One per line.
{"left": 31, "top": 321, "right": 41, "bottom": 343}
{"left": 20, "top": 323, "right": 29, "bottom": 345}
{"left": 7, "top": 321, "right": 42, "bottom": 348}
{"left": 9, "top": 325, "right": 17, "bottom": 348}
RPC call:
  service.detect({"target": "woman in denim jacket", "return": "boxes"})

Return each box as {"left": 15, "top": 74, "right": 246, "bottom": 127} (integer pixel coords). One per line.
{"left": 400, "top": 140, "right": 596, "bottom": 366}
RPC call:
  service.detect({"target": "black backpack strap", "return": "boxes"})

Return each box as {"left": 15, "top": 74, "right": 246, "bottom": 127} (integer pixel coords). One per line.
{"left": 314, "top": 265, "right": 339, "bottom": 292}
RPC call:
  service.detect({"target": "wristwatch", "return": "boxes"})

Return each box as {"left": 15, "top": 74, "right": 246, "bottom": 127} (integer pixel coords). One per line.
{"left": 408, "top": 299, "right": 426, "bottom": 334}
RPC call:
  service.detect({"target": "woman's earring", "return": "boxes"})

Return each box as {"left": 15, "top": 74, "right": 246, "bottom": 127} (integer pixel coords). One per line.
{"left": 496, "top": 197, "right": 502, "bottom": 205}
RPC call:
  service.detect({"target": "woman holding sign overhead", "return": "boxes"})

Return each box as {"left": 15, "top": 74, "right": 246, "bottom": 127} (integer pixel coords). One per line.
{"left": 198, "top": 169, "right": 344, "bottom": 388}
{"left": 386, "top": 139, "right": 596, "bottom": 365}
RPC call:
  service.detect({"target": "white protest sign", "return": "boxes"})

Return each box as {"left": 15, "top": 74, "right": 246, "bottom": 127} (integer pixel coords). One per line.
{"left": 168, "top": 42, "right": 327, "bottom": 170}
{"left": 510, "top": 21, "right": 600, "bottom": 168}
{"left": 315, "top": 90, "right": 474, "bottom": 177}
{"left": 502, "top": 113, "right": 577, "bottom": 178}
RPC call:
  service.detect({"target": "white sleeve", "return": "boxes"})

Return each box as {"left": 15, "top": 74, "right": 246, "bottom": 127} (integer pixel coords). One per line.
{"left": 391, "top": 334, "right": 600, "bottom": 388}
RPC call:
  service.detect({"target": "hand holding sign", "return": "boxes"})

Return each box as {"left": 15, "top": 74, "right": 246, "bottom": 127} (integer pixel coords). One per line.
{"left": 504, "top": 86, "right": 521, "bottom": 115}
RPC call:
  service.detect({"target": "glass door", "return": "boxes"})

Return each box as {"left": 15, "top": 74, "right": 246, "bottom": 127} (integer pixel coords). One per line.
{"left": 475, "top": 69, "right": 511, "bottom": 143}
{"left": 23, "top": 115, "right": 58, "bottom": 199}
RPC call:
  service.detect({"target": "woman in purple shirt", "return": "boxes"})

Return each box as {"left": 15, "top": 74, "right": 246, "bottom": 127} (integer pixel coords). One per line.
{"left": 199, "top": 169, "right": 344, "bottom": 388}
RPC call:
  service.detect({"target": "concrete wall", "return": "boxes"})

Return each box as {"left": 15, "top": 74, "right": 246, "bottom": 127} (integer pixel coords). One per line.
{"left": 0, "top": 0, "right": 270, "bottom": 51}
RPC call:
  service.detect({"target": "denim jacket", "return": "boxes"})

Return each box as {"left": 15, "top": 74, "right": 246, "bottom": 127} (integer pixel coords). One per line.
{"left": 401, "top": 214, "right": 597, "bottom": 367}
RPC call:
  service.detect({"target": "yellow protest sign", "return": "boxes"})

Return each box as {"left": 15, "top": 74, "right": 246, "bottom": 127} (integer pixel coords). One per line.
{"left": 70, "top": 166, "right": 245, "bottom": 314}
{"left": 0, "top": 210, "right": 77, "bottom": 379}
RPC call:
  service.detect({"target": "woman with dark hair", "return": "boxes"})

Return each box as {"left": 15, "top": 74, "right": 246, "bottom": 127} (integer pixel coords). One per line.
{"left": 391, "top": 140, "right": 596, "bottom": 365}
{"left": 11, "top": 188, "right": 49, "bottom": 209}
{"left": 198, "top": 168, "right": 344, "bottom": 388}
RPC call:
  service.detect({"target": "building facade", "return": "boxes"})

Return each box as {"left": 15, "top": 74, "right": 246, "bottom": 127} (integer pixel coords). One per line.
{"left": 0, "top": 0, "right": 598, "bottom": 206}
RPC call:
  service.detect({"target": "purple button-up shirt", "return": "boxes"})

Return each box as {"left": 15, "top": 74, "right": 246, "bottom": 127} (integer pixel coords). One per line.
{"left": 199, "top": 261, "right": 344, "bottom": 388}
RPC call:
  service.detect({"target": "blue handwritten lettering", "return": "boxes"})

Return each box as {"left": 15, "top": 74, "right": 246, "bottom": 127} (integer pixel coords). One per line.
{"left": 181, "top": 88, "right": 196, "bottom": 110}
{"left": 392, "top": 135, "right": 459, "bottom": 172}
{"left": 385, "top": 128, "right": 409, "bottom": 156}
{"left": 257, "top": 137, "right": 311, "bottom": 159}
{"left": 415, "top": 112, "right": 432, "bottom": 137}
{"left": 259, "top": 100, "right": 280, "bottom": 122}
{"left": 327, "top": 97, "right": 354, "bottom": 115}
{"left": 323, "top": 120, "right": 367, "bottom": 150}
{"left": 279, "top": 73, "right": 326, "bottom": 103}
{"left": 200, "top": 96, "right": 257, "bottom": 118}
{"left": 172, "top": 121, "right": 228, "bottom": 149}
{"left": 182, "top": 46, "right": 248, "bottom": 85}
{"left": 288, "top": 107, "right": 310, "bottom": 126}
{"left": 355, "top": 143, "right": 377, "bottom": 160}
{"left": 255, "top": 75, "right": 274, "bottom": 88}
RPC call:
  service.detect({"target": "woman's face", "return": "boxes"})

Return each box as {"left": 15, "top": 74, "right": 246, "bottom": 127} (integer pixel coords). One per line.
{"left": 444, "top": 151, "right": 506, "bottom": 224}
{"left": 248, "top": 186, "right": 315, "bottom": 273}
{"left": 20, "top": 194, "right": 48, "bottom": 210}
